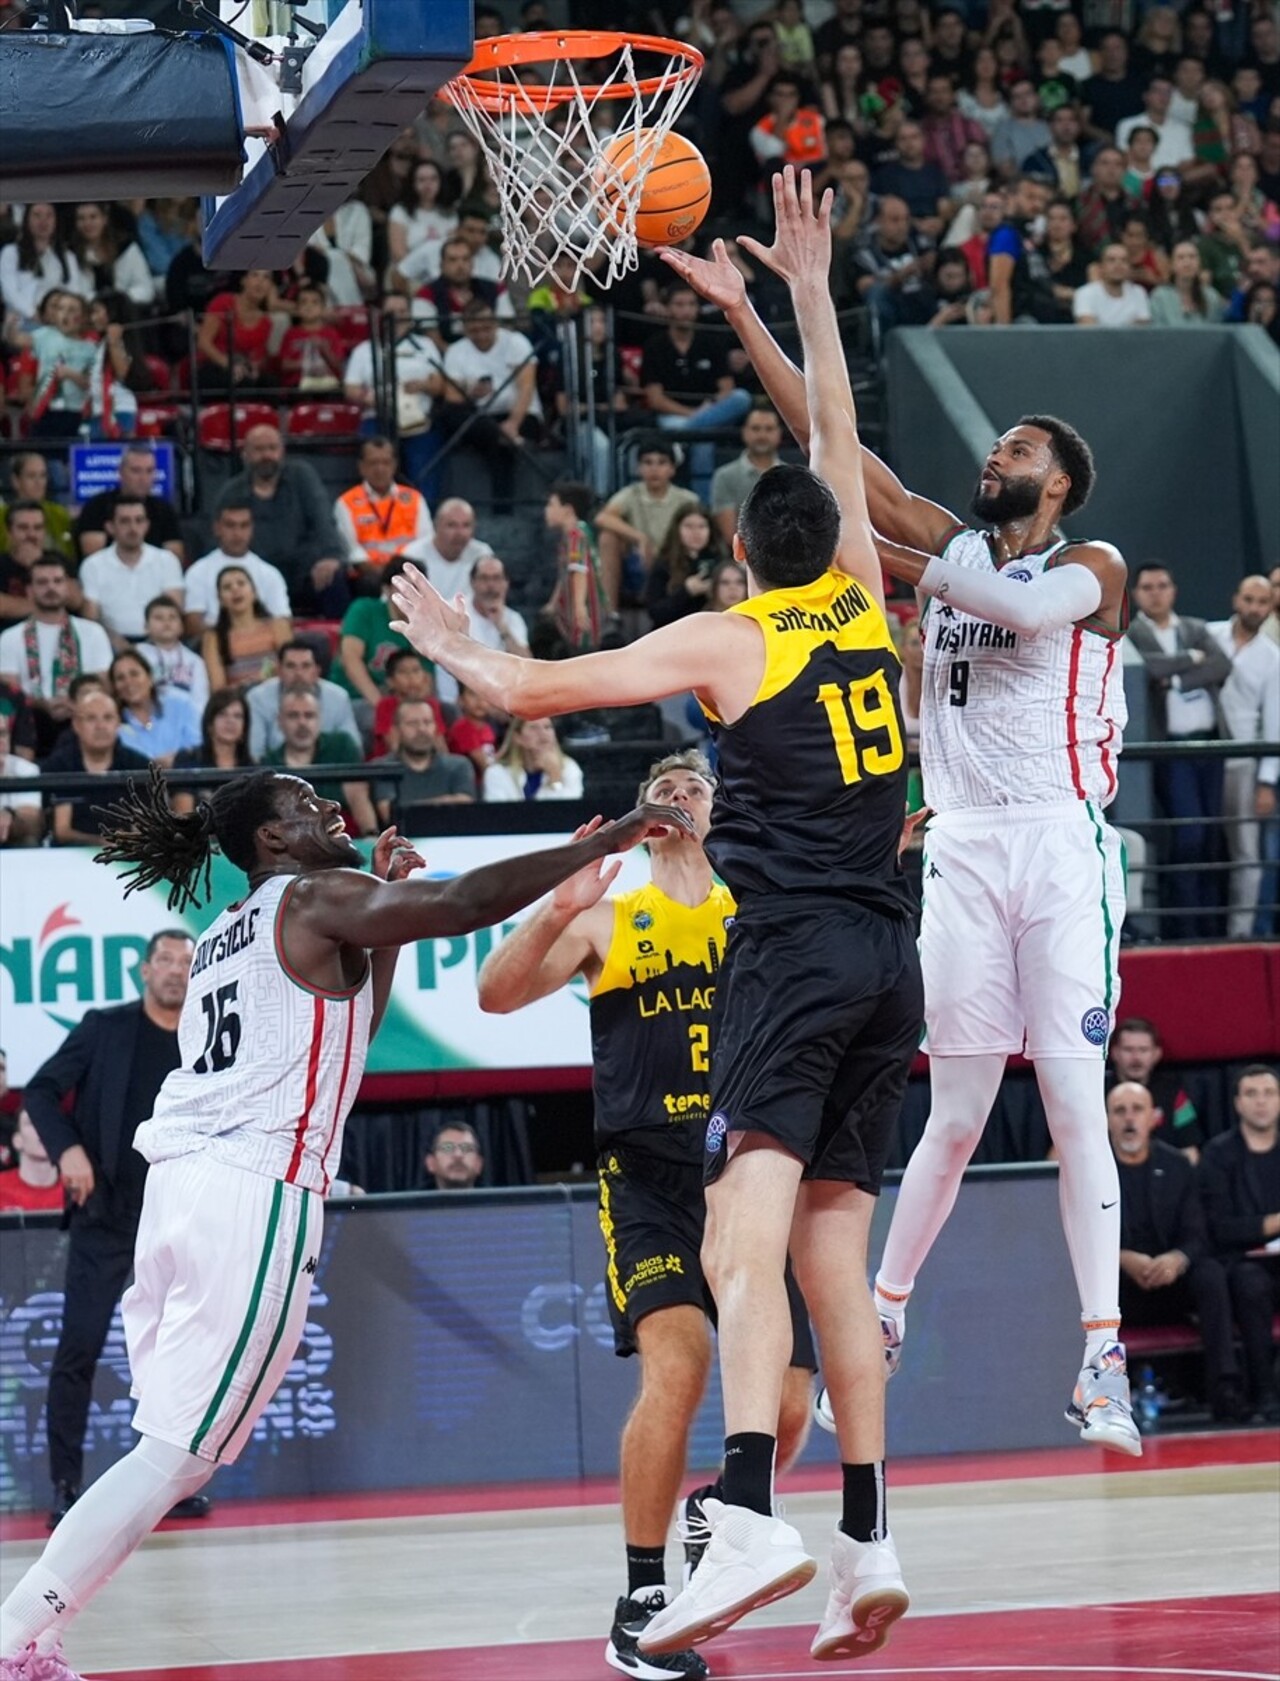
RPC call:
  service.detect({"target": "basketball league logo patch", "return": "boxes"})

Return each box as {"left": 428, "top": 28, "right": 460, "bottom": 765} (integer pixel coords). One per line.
{"left": 706, "top": 1112, "right": 729, "bottom": 1153}
{"left": 1080, "top": 1008, "right": 1110, "bottom": 1047}
{"left": 631, "top": 910, "right": 654, "bottom": 932}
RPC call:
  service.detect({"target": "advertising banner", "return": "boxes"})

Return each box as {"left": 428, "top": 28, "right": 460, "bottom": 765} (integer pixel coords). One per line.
{"left": 68, "top": 442, "right": 176, "bottom": 506}
{"left": 0, "top": 837, "right": 656, "bottom": 1085}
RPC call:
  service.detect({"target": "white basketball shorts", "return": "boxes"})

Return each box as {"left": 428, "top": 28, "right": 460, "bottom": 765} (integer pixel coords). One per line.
{"left": 919, "top": 801, "right": 1126, "bottom": 1060}
{"left": 123, "top": 1152, "right": 323, "bottom": 1465}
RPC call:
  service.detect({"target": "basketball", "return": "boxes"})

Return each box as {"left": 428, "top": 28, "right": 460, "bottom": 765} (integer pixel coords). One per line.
{"left": 597, "top": 128, "right": 712, "bottom": 248}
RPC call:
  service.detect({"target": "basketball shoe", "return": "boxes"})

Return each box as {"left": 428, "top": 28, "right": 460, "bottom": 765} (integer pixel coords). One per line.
{"left": 1066, "top": 1342, "right": 1142, "bottom": 1457}
{"left": 0, "top": 1643, "right": 83, "bottom": 1680}
{"left": 814, "top": 1316, "right": 902, "bottom": 1435}
{"left": 678, "top": 1484, "right": 718, "bottom": 1585}
{"left": 638, "top": 1499, "right": 815, "bottom": 1654}
{"left": 605, "top": 1592, "right": 708, "bottom": 1679}
{"left": 810, "top": 1528, "right": 910, "bottom": 1661}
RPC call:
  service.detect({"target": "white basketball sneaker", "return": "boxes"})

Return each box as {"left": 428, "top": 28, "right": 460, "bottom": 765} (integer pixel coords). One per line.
{"left": 0, "top": 1643, "right": 84, "bottom": 1680}
{"left": 810, "top": 1527, "right": 910, "bottom": 1662}
{"left": 1066, "top": 1342, "right": 1142, "bottom": 1457}
{"left": 638, "top": 1499, "right": 816, "bottom": 1654}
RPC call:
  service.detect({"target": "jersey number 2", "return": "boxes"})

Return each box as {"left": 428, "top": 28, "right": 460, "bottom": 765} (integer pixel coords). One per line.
{"left": 193, "top": 981, "right": 241, "bottom": 1074}
{"left": 816, "top": 671, "right": 905, "bottom": 784}
{"left": 688, "top": 1024, "right": 710, "bottom": 1074}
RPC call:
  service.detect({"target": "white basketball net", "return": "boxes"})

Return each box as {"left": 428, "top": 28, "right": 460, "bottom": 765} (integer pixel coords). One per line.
{"left": 443, "top": 39, "right": 703, "bottom": 291}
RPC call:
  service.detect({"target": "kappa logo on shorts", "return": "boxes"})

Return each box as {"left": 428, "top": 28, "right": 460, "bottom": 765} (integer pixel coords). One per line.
{"left": 1080, "top": 1008, "right": 1110, "bottom": 1047}
{"left": 706, "top": 1111, "right": 729, "bottom": 1153}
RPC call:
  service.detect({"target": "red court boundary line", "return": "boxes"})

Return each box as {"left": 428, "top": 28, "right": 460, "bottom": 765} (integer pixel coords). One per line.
{"left": 3, "top": 1430, "right": 1272, "bottom": 1544}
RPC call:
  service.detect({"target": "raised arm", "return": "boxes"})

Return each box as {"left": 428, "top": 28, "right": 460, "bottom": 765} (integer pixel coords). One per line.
{"left": 477, "top": 830, "right": 617, "bottom": 1012}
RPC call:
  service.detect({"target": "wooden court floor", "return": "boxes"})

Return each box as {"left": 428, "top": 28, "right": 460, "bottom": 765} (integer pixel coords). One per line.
{"left": 1, "top": 1434, "right": 1276, "bottom": 1680}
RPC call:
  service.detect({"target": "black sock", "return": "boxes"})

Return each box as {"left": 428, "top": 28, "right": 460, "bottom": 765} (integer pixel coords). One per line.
{"left": 841, "top": 1461, "right": 887, "bottom": 1543}
{"left": 688, "top": 1478, "right": 722, "bottom": 1512}
{"left": 722, "top": 1432, "right": 776, "bottom": 1517}
{"left": 625, "top": 1545, "right": 667, "bottom": 1598}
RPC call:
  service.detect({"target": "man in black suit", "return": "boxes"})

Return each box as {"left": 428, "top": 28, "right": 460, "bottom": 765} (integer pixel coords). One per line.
{"left": 24, "top": 928, "right": 202, "bottom": 1527}
{"left": 1107, "top": 1081, "right": 1246, "bottom": 1421}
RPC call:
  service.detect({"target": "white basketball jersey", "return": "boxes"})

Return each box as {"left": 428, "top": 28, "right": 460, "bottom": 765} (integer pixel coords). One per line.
{"left": 921, "top": 529, "right": 1127, "bottom": 813}
{"left": 136, "top": 875, "right": 373, "bottom": 1195}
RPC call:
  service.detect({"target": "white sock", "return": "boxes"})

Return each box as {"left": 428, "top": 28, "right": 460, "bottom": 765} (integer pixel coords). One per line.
{"left": 0, "top": 1437, "right": 213, "bottom": 1658}
{"left": 878, "top": 1053, "right": 1007, "bottom": 1296}
{"left": 873, "top": 1276, "right": 911, "bottom": 1329}
{"left": 1035, "top": 1057, "right": 1122, "bottom": 1365}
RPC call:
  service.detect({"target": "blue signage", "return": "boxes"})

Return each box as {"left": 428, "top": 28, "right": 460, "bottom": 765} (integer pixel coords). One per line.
{"left": 69, "top": 443, "right": 177, "bottom": 508}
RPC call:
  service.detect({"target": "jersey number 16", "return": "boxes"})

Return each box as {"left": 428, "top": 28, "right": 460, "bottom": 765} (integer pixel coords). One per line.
{"left": 816, "top": 671, "right": 905, "bottom": 785}
{"left": 193, "top": 981, "right": 241, "bottom": 1074}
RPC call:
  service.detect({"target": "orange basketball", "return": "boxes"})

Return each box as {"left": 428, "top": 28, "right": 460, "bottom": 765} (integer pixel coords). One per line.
{"left": 597, "top": 129, "right": 712, "bottom": 248}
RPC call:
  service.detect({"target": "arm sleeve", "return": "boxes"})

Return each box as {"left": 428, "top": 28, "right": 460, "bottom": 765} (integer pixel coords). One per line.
{"left": 918, "top": 553, "right": 1103, "bottom": 636}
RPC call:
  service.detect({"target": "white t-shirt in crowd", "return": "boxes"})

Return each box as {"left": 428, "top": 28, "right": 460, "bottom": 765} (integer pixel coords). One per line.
{"left": 1114, "top": 112, "right": 1194, "bottom": 171}
{"left": 1072, "top": 281, "right": 1151, "bottom": 327}
{"left": 397, "top": 239, "right": 502, "bottom": 287}
{"left": 342, "top": 333, "right": 441, "bottom": 427}
{"left": 399, "top": 534, "right": 495, "bottom": 602}
{"left": 0, "top": 614, "right": 114, "bottom": 697}
{"left": 388, "top": 204, "right": 458, "bottom": 255}
{"left": 1149, "top": 618, "right": 1218, "bottom": 737}
{"left": 0, "top": 752, "right": 39, "bottom": 811}
{"left": 78, "top": 543, "right": 185, "bottom": 639}
{"left": 441, "top": 330, "right": 542, "bottom": 419}
{"left": 1208, "top": 618, "right": 1280, "bottom": 785}
{"left": 482, "top": 755, "right": 584, "bottom": 802}
{"left": 184, "top": 549, "right": 292, "bottom": 625}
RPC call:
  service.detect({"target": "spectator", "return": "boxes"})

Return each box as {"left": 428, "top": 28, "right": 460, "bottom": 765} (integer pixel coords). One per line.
{"left": 1245, "top": 14, "right": 1280, "bottom": 92}
{"left": 0, "top": 557, "right": 113, "bottom": 757}
{"left": 1148, "top": 168, "right": 1201, "bottom": 252}
{"left": 245, "top": 638, "right": 360, "bottom": 760}
{"left": 75, "top": 443, "right": 184, "bottom": 563}
{"left": 134, "top": 597, "right": 209, "bottom": 717}
{"left": 69, "top": 202, "right": 155, "bottom": 310}
{"left": 1116, "top": 211, "right": 1170, "bottom": 290}
{"left": 639, "top": 282, "right": 752, "bottom": 502}
{"left": 1033, "top": 35, "right": 1083, "bottom": 117}
{"left": 446, "top": 683, "right": 500, "bottom": 784}
{"left": 0, "top": 1110, "right": 64, "bottom": 1210}
{"left": 927, "top": 249, "right": 980, "bottom": 325}
{"left": 372, "top": 698, "right": 474, "bottom": 820}
{"left": 0, "top": 203, "right": 90, "bottom": 323}
{"left": 595, "top": 439, "right": 699, "bottom": 616}
{"left": 714, "top": 19, "right": 783, "bottom": 213}
{"left": 1107, "top": 1082, "right": 1247, "bottom": 1422}
{"left": 388, "top": 158, "right": 457, "bottom": 272}
{"left": 1133, "top": 6, "right": 1183, "bottom": 79}
{"left": 370, "top": 648, "right": 446, "bottom": 758}
{"left": 401, "top": 497, "right": 493, "bottom": 599}
{"left": 425, "top": 1121, "right": 485, "bottom": 1190}
{"left": 342, "top": 294, "right": 442, "bottom": 490}
{"left": 277, "top": 282, "right": 346, "bottom": 392}
{"left": 958, "top": 189, "right": 1009, "bottom": 289}
{"left": 82, "top": 294, "right": 140, "bottom": 443}
{"left": 18, "top": 290, "right": 96, "bottom": 441}
{"left": 1199, "top": 1066, "right": 1280, "bottom": 1424}
{"left": 466, "top": 554, "right": 531, "bottom": 661}
{"left": 23, "top": 931, "right": 202, "bottom": 1527}
{"left": 0, "top": 708, "right": 41, "bottom": 847}
{"left": 871, "top": 119, "right": 953, "bottom": 238}
{"left": 1073, "top": 241, "right": 1153, "bottom": 324}
{"left": 135, "top": 196, "right": 195, "bottom": 281}
{"left": 749, "top": 74, "right": 827, "bottom": 175}
{"left": 187, "top": 511, "right": 286, "bottom": 643}
{"left": 196, "top": 267, "right": 281, "bottom": 390}
{"left": 409, "top": 233, "right": 514, "bottom": 347}
{"left": 1226, "top": 246, "right": 1280, "bottom": 322}
{"left": 1150, "top": 240, "right": 1227, "bottom": 324}
{"left": 991, "top": 81, "right": 1053, "bottom": 181}
{"left": 988, "top": 174, "right": 1054, "bottom": 323}
{"left": 543, "top": 481, "right": 610, "bottom": 654}
{"left": 336, "top": 557, "right": 429, "bottom": 715}
{"left": 0, "top": 453, "right": 74, "bottom": 563}
{"left": 1053, "top": 11, "right": 1095, "bottom": 84}
{"left": 78, "top": 495, "right": 184, "bottom": 647}
{"left": 1081, "top": 31, "right": 1146, "bottom": 143}
{"left": 772, "top": 0, "right": 815, "bottom": 77}
{"left": 307, "top": 200, "right": 377, "bottom": 306}
{"left": 851, "top": 194, "right": 938, "bottom": 334}
{"left": 216, "top": 425, "right": 349, "bottom": 619}
{"left": 897, "top": 37, "right": 933, "bottom": 120}
{"left": 42, "top": 686, "right": 149, "bottom": 845}
{"left": 647, "top": 506, "right": 730, "bottom": 627}
{"left": 109, "top": 648, "right": 200, "bottom": 765}
{"left": 483, "top": 717, "right": 584, "bottom": 803}
{"left": 1119, "top": 125, "right": 1160, "bottom": 197}
{"left": 1243, "top": 279, "right": 1280, "bottom": 345}
{"left": 1076, "top": 146, "right": 1137, "bottom": 252}
{"left": 334, "top": 435, "right": 431, "bottom": 571}
{"left": 814, "top": 0, "right": 861, "bottom": 80}
{"left": 436, "top": 300, "right": 543, "bottom": 509}
{"left": 1198, "top": 190, "right": 1254, "bottom": 299}
{"left": 958, "top": 47, "right": 1010, "bottom": 142}
{"left": 932, "top": 5, "right": 974, "bottom": 83}
{"left": 708, "top": 558, "right": 748, "bottom": 611}
{"left": 1024, "top": 104, "right": 1097, "bottom": 199}
{"left": 261, "top": 684, "right": 378, "bottom": 836}
{"left": 170, "top": 688, "right": 254, "bottom": 815}
{"left": 201, "top": 565, "right": 292, "bottom": 692}
{"left": 1169, "top": 54, "right": 1208, "bottom": 129}
{"left": 922, "top": 75, "right": 987, "bottom": 183}
{"left": 1108, "top": 1017, "right": 1205, "bottom": 1156}
{"left": 1208, "top": 577, "right": 1280, "bottom": 939}
{"left": 1115, "top": 76, "right": 1195, "bottom": 169}
{"left": 1192, "top": 81, "right": 1259, "bottom": 174}
{"left": 0, "top": 501, "right": 73, "bottom": 626}
{"left": 710, "top": 407, "right": 785, "bottom": 547}
{"left": 1129, "top": 562, "right": 1232, "bottom": 938}
{"left": 820, "top": 41, "right": 867, "bottom": 127}
{"left": 1229, "top": 153, "right": 1280, "bottom": 245}
{"left": 1026, "top": 197, "right": 1092, "bottom": 323}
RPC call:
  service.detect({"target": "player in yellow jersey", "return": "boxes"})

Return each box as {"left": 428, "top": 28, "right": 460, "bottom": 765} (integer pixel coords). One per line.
{"left": 390, "top": 169, "right": 920, "bottom": 1663}
{"left": 477, "top": 750, "right": 816, "bottom": 1679}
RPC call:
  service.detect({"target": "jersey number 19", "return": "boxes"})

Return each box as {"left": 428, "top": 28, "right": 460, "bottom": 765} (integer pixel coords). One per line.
{"left": 816, "top": 671, "right": 905, "bottom": 785}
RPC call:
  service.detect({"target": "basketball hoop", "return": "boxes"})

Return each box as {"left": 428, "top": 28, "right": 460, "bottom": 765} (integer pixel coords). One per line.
{"left": 440, "top": 31, "right": 704, "bottom": 289}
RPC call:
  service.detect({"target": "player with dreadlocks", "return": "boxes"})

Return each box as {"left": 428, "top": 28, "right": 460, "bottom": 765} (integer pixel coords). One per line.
{"left": 0, "top": 764, "right": 690, "bottom": 1678}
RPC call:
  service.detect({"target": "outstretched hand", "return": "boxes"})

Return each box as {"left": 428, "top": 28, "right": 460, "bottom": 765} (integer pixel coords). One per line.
{"left": 737, "top": 166, "right": 833, "bottom": 287}
{"left": 371, "top": 826, "right": 426, "bottom": 882}
{"left": 658, "top": 239, "right": 746, "bottom": 312}
{"left": 553, "top": 817, "right": 624, "bottom": 914}
{"left": 605, "top": 802, "right": 698, "bottom": 853}
{"left": 388, "top": 563, "right": 470, "bottom": 660}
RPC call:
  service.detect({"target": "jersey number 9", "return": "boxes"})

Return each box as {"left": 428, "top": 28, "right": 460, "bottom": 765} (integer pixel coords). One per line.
{"left": 816, "top": 671, "right": 905, "bottom": 785}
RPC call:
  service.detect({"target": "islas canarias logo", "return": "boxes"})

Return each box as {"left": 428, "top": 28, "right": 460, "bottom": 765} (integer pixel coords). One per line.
{"left": 0, "top": 902, "right": 150, "bottom": 1032}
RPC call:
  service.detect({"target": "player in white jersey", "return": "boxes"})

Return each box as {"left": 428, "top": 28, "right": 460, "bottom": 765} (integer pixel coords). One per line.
{"left": 655, "top": 237, "right": 1139, "bottom": 1455}
{"left": 0, "top": 765, "right": 687, "bottom": 1678}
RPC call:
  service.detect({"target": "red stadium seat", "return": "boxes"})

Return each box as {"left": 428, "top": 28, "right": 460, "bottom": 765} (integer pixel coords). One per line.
{"left": 285, "top": 401, "right": 363, "bottom": 440}
{"left": 6, "top": 351, "right": 36, "bottom": 405}
{"left": 134, "top": 402, "right": 182, "bottom": 439}
{"left": 197, "top": 401, "right": 280, "bottom": 451}
{"left": 330, "top": 306, "right": 371, "bottom": 353}
{"left": 141, "top": 354, "right": 174, "bottom": 393}
{"left": 620, "top": 345, "right": 643, "bottom": 386}
{"left": 292, "top": 619, "right": 342, "bottom": 662}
